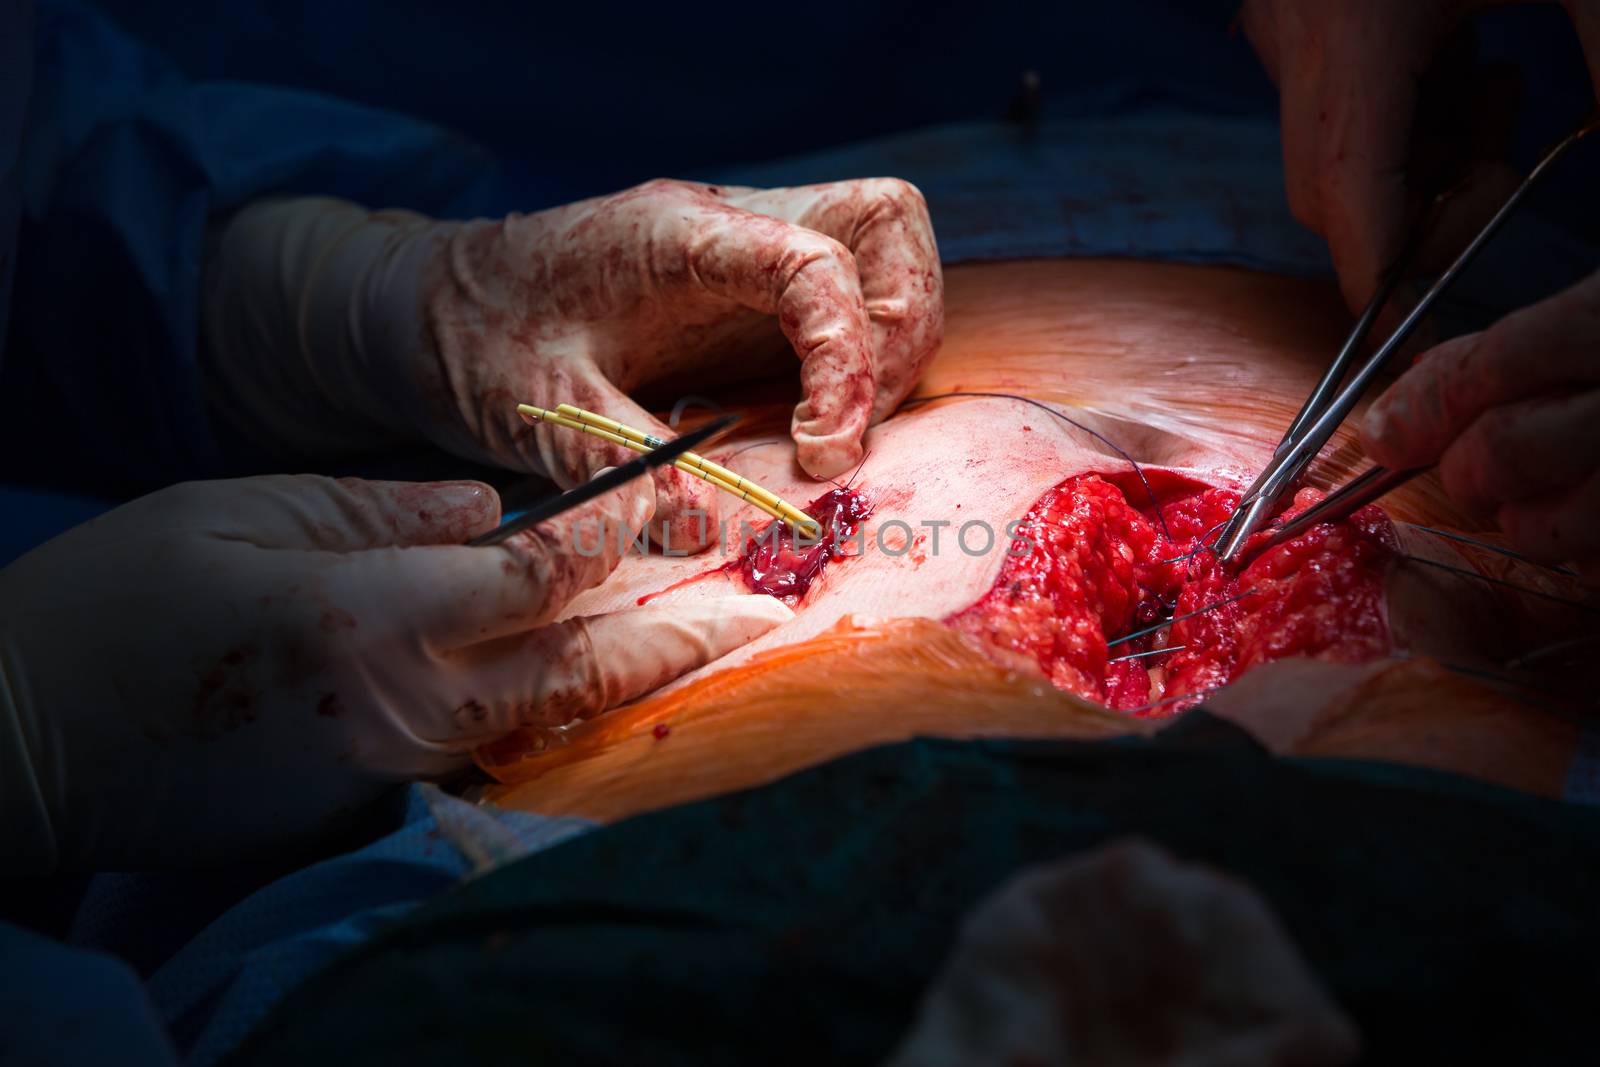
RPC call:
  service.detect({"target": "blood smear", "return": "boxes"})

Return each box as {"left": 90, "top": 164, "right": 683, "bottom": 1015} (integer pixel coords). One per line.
{"left": 636, "top": 487, "right": 874, "bottom": 606}
{"left": 735, "top": 488, "right": 874, "bottom": 600}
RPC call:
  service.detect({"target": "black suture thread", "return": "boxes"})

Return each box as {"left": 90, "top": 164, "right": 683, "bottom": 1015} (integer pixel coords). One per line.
{"left": 1400, "top": 522, "right": 1579, "bottom": 578}
{"left": 667, "top": 395, "right": 729, "bottom": 429}
{"left": 1505, "top": 632, "right": 1600, "bottom": 670}
{"left": 1394, "top": 554, "right": 1600, "bottom": 615}
{"left": 1107, "top": 589, "right": 1260, "bottom": 648}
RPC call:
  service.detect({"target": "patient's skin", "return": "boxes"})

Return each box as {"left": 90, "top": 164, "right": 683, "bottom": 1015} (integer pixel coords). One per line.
{"left": 477, "top": 261, "right": 1586, "bottom": 823}
{"left": 559, "top": 260, "right": 1514, "bottom": 702}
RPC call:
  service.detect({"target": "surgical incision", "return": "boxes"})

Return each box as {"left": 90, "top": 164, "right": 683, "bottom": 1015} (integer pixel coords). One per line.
{"left": 637, "top": 485, "right": 877, "bottom": 605}
{"left": 947, "top": 473, "right": 1395, "bottom": 714}
{"left": 635, "top": 465, "right": 1395, "bottom": 716}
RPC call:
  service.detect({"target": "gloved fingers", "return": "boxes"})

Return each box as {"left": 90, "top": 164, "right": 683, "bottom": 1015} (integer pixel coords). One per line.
{"left": 190, "top": 475, "right": 500, "bottom": 550}
{"left": 417, "top": 216, "right": 671, "bottom": 482}
{"left": 1413, "top": 159, "right": 1520, "bottom": 278}
{"left": 1438, "top": 391, "right": 1600, "bottom": 518}
{"left": 1302, "top": 69, "right": 1416, "bottom": 315}
{"left": 1360, "top": 331, "right": 1481, "bottom": 467}
{"left": 1258, "top": 5, "right": 1420, "bottom": 312}
{"left": 646, "top": 454, "right": 722, "bottom": 554}
{"left": 1496, "top": 470, "right": 1600, "bottom": 575}
{"left": 1568, "top": 0, "right": 1600, "bottom": 98}
{"left": 1286, "top": 39, "right": 1414, "bottom": 310}
{"left": 441, "top": 595, "right": 793, "bottom": 739}
{"left": 517, "top": 372, "right": 721, "bottom": 553}
{"left": 1236, "top": 1, "right": 1285, "bottom": 85}
{"left": 659, "top": 192, "right": 876, "bottom": 480}
{"left": 1405, "top": 26, "right": 1522, "bottom": 264}
{"left": 1362, "top": 272, "right": 1600, "bottom": 468}
{"left": 723, "top": 180, "right": 944, "bottom": 422}
{"left": 326, "top": 479, "right": 653, "bottom": 651}
{"left": 459, "top": 480, "right": 652, "bottom": 638}
{"left": 507, "top": 339, "right": 652, "bottom": 487}
{"left": 323, "top": 478, "right": 501, "bottom": 546}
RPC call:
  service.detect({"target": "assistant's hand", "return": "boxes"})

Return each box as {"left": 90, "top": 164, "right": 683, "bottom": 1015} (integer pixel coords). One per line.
{"left": 203, "top": 180, "right": 944, "bottom": 549}
{"left": 886, "top": 840, "right": 1360, "bottom": 1067}
{"left": 0, "top": 475, "right": 789, "bottom": 872}
{"left": 420, "top": 179, "right": 943, "bottom": 516}
{"left": 1241, "top": 0, "right": 1600, "bottom": 311}
{"left": 1361, "top": 271, "right": 1600, "bottom": 583}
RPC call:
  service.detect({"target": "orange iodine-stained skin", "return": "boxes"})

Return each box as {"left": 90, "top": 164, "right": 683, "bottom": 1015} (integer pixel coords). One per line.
{"left": 477, "top": 619, "right": 1574, "bottom": 825}
{"left": 475, "top": 260, "right": 1587, "bottom": 820}
{"left": 477, "top": 616, "right": 1145, "bottom": 819}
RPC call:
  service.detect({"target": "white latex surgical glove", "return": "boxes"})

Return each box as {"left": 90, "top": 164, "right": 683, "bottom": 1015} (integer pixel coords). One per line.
{"left": 0, "top": 475, "right": 790, "bottom": 873}
{"left": 201, "top": 179, "right": 944, "bottom": 550}
{"left": 887, "top": 840, "right": 1361, "bottom": 1067}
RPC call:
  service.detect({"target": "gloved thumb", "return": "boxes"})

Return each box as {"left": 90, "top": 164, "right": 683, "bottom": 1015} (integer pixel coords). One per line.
{"left": 193, "top": 475, "right": 501, "bottom": 550}
{"left": 324, "top": 478, "right": 502, "bottom": 548}
{"left": 443, "top": 595, "right": 793, "bottom": 740}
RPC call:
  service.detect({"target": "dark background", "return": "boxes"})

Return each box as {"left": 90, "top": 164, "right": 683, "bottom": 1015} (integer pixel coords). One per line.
{"left": 88, "top": 0, "right": 1599, "bottom": 217}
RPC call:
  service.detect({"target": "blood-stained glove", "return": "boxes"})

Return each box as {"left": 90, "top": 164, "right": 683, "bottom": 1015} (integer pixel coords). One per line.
{"left": 0, "top": 475, "right": 789, "bottom": 873}
{"left": 887, "top": 839, "right": 1361, "bottom": 1067}
{"left": 202, "top": 179, "right": 944, "bottom": 550}
{"left": 1361, "top": 271, "right": 1600, "bottom": 585}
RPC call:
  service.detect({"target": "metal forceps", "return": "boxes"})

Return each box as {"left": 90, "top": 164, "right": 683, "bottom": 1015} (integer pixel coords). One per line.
{"left": 1214, "top": 117, "right": 1599, "bottom": 567}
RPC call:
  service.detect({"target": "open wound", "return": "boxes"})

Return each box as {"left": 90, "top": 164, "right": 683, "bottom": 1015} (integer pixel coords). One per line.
{"left": 946, "top": 473, "right": 1397, "bottom": 715}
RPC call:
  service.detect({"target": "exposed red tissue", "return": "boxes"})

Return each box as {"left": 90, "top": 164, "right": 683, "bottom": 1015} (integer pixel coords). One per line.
{"left": 635, "top": 487, "right": 875, "bottom": 607}
{"left": 732, "top": 487, "right": 875, "bottom": 601}
{"left": 945, "top": 473, "right": 1396, "bottom": 715}
{"left": 639, "top": 472, "right": 1392, "bottom": 718}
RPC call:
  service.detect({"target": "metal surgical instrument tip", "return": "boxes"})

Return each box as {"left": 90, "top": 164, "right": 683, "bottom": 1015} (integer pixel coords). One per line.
{"left": 1209, "top": 236, "right": 1419, "bottom": 564}
{"left": 1230, "top": 464, "right": 1426, "bottom": 568}
{"left": 1213, "top": 115, "right": 1599, "bottom": 565}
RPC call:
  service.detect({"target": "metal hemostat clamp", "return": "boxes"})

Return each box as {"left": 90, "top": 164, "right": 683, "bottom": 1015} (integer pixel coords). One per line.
{"left": 1213, "top": 115, "right": 1599, "bottom": 566}
{"left": 1231, "top": 464, "right": 1426, "bottom": 567}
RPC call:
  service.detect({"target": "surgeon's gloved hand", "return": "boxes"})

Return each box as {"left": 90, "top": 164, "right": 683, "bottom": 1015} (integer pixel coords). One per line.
{"left": 887, "top": 840, "right": 1361, "bottom": 1067}
{"left": 203, "top": 180, "right": 943, "bottom": 550}
{"left": 1361, "top": 271, "right": 1600, "bottom": 585}
{"left": 1241, "top": 0, "right": 1599, "bottom": 312}
{"left": 0, "top": 475, "right": 790, "bottom": 873}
